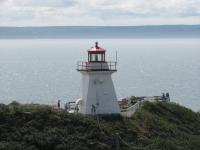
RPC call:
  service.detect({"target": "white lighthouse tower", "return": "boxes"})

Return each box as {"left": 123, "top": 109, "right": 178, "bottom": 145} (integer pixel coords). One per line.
{"left": 76, "top": 41, "right": 120, "bottom": 115}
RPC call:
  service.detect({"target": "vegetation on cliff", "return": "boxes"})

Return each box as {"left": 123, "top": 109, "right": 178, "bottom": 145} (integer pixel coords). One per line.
{"left": 0, "top": 101, "right": 199, "bottom": 150}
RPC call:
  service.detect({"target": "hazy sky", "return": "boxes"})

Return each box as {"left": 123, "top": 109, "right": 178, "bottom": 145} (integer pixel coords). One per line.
{"left": 0, "top": 0, "right": 200, "bottom": 26}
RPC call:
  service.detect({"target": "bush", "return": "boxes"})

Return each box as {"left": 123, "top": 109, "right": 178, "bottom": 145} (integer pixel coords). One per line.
{"left": 0, "top": 102, "right": 199, "bottom": 149}
{"left": 8, "top": 101, "right": 20, "bottom": 106}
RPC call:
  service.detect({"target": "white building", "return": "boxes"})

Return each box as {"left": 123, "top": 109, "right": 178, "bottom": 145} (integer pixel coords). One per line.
{"left": 76, "top": 42, "right": 120, "bottom": 115}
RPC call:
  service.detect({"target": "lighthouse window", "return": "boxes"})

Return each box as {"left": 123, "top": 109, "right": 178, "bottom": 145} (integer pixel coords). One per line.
{"left": 91, "top": 54, "right": 102, "bottom": 61}
{"left": 95, "top": 54, "right": 98, "bottom": 61}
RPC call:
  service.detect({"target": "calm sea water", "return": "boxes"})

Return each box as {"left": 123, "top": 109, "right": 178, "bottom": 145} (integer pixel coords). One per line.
{"left": 0, "top": 39, "right": 199, "bottom": 111}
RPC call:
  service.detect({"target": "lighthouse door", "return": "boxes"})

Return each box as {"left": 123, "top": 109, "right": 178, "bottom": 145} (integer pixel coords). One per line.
{"left": 96, "top": 86, "right": 111, "bottom": 112}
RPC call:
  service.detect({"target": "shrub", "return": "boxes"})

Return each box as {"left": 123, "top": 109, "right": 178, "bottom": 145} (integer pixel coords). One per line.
{"left": 8, "top": 101, "right": 20, "bottom": 106}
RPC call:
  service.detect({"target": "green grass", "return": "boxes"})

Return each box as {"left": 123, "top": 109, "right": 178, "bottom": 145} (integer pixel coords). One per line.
{"left": 0, "top": 101, "right": 199, "bottom": 150}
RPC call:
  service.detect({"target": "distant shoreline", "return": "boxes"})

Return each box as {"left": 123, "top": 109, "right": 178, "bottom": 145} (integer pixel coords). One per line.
{"left": 1, "top": 25, "right": 200, "bottom": 39}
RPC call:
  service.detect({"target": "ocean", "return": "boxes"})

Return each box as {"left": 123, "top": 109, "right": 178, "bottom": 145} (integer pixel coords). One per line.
{"left": 0, "top": 39, "right": 199, "bottom": 112}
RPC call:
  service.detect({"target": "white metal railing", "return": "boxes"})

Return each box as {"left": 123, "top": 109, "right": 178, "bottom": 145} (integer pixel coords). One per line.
{"left": 77, "top": 61, "right": 117, "bottom": 71}
{"left": 126, "top": 100, "right": 145, "bottom": 117}
{"left": 126, "top": 96, "right": 170, "bottom": 117}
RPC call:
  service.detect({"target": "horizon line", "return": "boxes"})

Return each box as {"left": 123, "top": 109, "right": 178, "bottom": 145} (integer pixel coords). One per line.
{"left": 0, "top": 24, "right": 200, "bottom": 27}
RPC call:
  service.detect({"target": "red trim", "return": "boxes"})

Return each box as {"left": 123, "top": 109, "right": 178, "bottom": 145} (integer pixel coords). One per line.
{"left": 88, "top": 51, "right": 105, "bottom": 54}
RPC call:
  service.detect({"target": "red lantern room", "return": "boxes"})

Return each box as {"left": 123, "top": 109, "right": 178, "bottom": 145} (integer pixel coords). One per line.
{"left": 87, "top": 41, "right": 106, "bottom": 62}
{"left": 77, "top": 41, "right": 117, "bottom": 71}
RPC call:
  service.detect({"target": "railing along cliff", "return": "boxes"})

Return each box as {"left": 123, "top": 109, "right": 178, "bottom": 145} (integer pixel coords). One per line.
{"left": 126, "top": 96, "right": 167, "bottom": 117}
{"left": 126, "top": 100, "right": 145, "bottom": 117}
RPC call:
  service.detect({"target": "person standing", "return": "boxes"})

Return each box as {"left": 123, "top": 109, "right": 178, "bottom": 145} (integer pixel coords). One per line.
{"left": 91, "top": 105, "right": 96, "bottom": 116}
{"left": 161, "top": 93, "right": 165, "bottom": 102}
{"left": 65, "top": 102, "right": 68, "bottom": 111}
{"left": 58, "top": 100, "right": 60, "bottom": 108}
{"left": 166, "top": 92, "right": 170, "bottom": 101}
{"left": 74, "top": 104, "right": 79, "bottom": 114}
{"left": 166, "top": 92, "right": 169, "bottom": 98}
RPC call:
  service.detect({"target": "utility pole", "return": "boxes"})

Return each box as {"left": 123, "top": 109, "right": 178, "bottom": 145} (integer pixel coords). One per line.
{"left": 116, "top": 133, "right": 120, "bottom": 150}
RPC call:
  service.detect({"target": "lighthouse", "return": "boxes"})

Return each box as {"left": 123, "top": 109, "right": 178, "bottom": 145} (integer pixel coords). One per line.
{"left": 76, "top": 41, "right": 120, "bottom": 115}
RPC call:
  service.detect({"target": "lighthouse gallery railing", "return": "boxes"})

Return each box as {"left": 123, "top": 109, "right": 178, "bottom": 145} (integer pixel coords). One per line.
{"left": 77, "top": 61, "right": 117, "bottom": 71}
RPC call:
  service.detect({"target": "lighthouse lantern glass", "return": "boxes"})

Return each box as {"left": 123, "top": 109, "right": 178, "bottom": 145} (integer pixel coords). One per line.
{"left": 91, "top": 54, "right": 103, "bottom": 61}
{"left": 89, "top": 53, "right": 105, "bottom": 62}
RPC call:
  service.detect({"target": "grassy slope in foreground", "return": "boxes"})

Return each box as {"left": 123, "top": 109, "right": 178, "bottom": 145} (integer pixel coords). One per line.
{"left": 0, "top": 101, "right": 199, "bottom": 150}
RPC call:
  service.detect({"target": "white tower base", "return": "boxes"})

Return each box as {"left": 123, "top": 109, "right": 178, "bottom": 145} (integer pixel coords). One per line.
{"left": 76, "top": 70, "right": 120, "bottom": 115}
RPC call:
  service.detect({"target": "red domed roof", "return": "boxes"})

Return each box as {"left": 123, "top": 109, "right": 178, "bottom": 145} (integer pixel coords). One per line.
{"left": 87, "top": 41, "right": 106, "bottom": 54}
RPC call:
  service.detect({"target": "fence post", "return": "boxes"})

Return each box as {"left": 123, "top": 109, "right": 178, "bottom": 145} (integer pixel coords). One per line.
{"left": 52, "top": 101, "right": 53, "bottom": 110}
{"left": 27, "top": 100, "right": 28, "bottom": 108}
{"left": 116, "top": 133, "right": 120, "bottom": 150}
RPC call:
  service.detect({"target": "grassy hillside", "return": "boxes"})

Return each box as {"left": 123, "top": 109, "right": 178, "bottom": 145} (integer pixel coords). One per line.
{"left": 0, "top": 101, "right": 199, "bottom": 150}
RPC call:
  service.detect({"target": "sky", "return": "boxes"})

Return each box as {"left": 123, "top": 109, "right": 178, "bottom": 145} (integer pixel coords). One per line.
{"left": 0, "top": 0, "right": 200, "bottom": 26}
